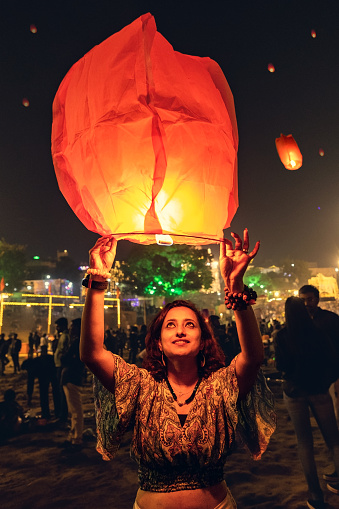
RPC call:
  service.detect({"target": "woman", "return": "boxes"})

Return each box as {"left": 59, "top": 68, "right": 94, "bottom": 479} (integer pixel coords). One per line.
{"left": 275, "top": 296, "right": 339, "bottom": 509}
{"left": 80, "top": 230, "right": 276, "bottom": 509}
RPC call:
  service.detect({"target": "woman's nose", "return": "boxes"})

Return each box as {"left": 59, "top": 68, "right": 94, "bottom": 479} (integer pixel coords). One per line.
{"left": 176, "top": 328, "right": 186, "bottom": 338}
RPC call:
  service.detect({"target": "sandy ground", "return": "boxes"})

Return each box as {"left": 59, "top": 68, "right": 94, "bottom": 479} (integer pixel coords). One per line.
{"left": 1, "top": 364, "right": 339, "bottom": 509}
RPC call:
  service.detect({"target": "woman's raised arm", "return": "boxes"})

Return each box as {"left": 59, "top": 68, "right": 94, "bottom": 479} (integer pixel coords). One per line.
{"left": 80, "top": 236, "right": 117, "bottom": 392}
{"left": 219, "top": 229, "right": 264, "bottom": 399}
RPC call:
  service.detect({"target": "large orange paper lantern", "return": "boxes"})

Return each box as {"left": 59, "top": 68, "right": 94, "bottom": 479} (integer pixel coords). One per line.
{"left": 51, "top": 13, "right": 238, "bottom": 245}
{"left": 275, "top": 134, "right": 303, "bottom": 170}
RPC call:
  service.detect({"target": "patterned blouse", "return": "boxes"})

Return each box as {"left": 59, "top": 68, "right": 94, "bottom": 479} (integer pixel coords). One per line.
{"left": 94, "top": 354, "right": 276, "bottom": 492}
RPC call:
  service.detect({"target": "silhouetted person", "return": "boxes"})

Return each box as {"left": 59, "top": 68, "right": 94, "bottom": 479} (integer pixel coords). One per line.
{"left": 54, "top": 317, "right": 70, "bottom": 422}
{"left": 208, "top": 315, "right": 235, "bottom": 366}
{"left": 128, "top": 326, "right": 139, "bottom": 364}
{"left": 9, "top": 333, "right": 22, "bottom": 373}
{"left": 137, "top": 324, "right": 147, "bottom": 352}
{"left": 117, "top": 328, "right": 126, "bottom": 357}
{"left": 0, "top": 333, "right": 10, "bottom": 375}
{"left": 33, "top": 331, "right": 41, "bottom": 355}
{"left": 61, "top": 318, "right": 85, "bottom": 450}
{"left": 22, "top": 345, "right": 59, "bottom": 419}
{"left": 104, "top": 327, "right": 117, "bottom": 354}
{"left": 299, "top": 284, "right": 339, "bottom": 424}
{"left": 275, "top": 296, "right": 339, "bottom": 508}
{"left": 28, "top": 332, "right": 34, "bottom": 358}
{"left": 0, "top": 389, "right": 24, "bottom": 443}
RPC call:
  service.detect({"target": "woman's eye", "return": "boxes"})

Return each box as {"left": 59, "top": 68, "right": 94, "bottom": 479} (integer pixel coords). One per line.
{"left": 166, "top": 322, "right": 175, "bottom": 328}
{"left": 186, "top": 321, "right": 195, "bottom": 328}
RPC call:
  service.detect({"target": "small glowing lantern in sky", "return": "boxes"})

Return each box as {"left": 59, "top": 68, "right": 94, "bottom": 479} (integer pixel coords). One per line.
{"left": 22, "top": 98, "right": 30, "bottom": 107}
{"left": 319, "top": 148, "right": 324, "bottom": 157}
{"left": 275, "top": 134, "right": 303, "bottom": 170}
{"left": 267, "top": 63, "right": 275, "bottom": 73}
{"left": 51, "top": 13, "right": 238, "bottom": 245}
{"left": 311, "top": 29, "right": 316, "bottom": 38}
{"left": 30, "top": 24, "right": 37, "bottom": 34}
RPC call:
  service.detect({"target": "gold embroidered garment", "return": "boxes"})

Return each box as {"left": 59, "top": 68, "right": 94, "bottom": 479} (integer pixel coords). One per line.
{"left": 94, "top": 355, "right": 276, "bottom": 492}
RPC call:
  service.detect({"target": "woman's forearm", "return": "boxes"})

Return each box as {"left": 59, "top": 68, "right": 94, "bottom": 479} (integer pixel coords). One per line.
{"left": 234, "top": 305, "right": 264, "bottom": 398}
{"left": 80, "top": 288, "right": 116, "bottom": 391}
{"left": 234, "top": 306, "right": 264, "bottom": 364}
{"left": 80, "top": 288, "right": 106, "bottom": 364}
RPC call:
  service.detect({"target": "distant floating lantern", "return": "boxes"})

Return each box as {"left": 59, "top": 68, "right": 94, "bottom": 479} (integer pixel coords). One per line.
{"left": 30, "top": 24, "right": 37, "bottom": 34}
{"left": 319, "top": 148, "right": 324, "bottom": 157}
{"left": 311, "top": 29, "right": 316, "bottom": 38}
{"left": 51, "top": 13, "right": 239, "bottom": 246}
{"left": 22, "top": 98, "right": 30, "bottom": 107}
{"left": 267, "top": 63, "right": 275, "bottom": 73}
{"left": 275, "top": 134, "right": 303, "bottom": 170}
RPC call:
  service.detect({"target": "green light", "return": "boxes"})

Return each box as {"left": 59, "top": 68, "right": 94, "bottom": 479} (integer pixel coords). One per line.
{"left": 33, "top": 256, "right": 40, "bottom": 260}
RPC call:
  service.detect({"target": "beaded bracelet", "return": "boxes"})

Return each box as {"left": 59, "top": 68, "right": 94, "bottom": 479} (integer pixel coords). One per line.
{"left": 86, "top": 268, "right": 111, "bottom": 280}
{"left": 224, "top": 285, "right": 257, "bottom": 311}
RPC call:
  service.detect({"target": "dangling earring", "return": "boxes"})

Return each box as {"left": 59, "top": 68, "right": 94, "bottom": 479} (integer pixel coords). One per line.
{"left": 200, "top": 351, "right": 205, "bottom": 367}
{"left": 162, "top": 352, "right": 166, "bottom": 366}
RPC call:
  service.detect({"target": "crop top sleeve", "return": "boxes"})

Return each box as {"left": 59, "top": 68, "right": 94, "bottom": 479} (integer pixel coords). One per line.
{"left": 93, "top": 353, "right": 276, "bottom": 489}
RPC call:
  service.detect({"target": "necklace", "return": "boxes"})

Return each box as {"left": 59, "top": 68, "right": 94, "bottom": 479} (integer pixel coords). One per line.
{"left": 165, "top": 377, "right": 201, "bottom": 407}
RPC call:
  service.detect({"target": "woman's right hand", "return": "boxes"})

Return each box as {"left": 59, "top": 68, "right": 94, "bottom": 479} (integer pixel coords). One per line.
{"left": 89, "top": 235, "right": 117, "bottom": 278}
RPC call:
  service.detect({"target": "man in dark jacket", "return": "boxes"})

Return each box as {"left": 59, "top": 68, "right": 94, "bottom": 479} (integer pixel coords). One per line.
{"left": 61, "top": 318, "right": 85, "bottom": 450}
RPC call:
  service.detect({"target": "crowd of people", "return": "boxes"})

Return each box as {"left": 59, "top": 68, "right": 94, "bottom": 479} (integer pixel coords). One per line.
{"left": 1, "top": 236, "right": 339, "bottom": 508}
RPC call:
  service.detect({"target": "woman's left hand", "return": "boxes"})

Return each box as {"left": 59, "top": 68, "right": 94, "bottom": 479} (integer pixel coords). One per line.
{"left": 220, "top": 229, "right": 260, "bottom": 292}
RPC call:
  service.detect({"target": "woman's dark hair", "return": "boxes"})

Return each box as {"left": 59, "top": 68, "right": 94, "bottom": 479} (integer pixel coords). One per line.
{"left": 142, "top": 300, "right": 225, "bottom": 381}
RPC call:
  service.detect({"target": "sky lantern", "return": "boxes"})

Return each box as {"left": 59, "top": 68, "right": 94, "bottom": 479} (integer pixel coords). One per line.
{"left": 22, "top": 98, "right": 30, "bottom": 107}
{"left": 311, "top": 29, "right": 316, "bottom": 38}
{"left": 30, "top": 24, "right": 37, "bottom": 34}
{"left": 275, "top": 134, "right": 303, "bottom": 170}
{"left": 319, "top": 148, "right": 324, "bottom": 157}
{"left": 51, "top": 13, "right": 238, "bottom": 246}
{"left": 267, "top": 63, "right": 275, "bottom": 73}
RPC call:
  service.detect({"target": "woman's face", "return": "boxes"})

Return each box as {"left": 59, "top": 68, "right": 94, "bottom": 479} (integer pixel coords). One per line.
{"left": 159, "top": 306, "right": 202, "bottom": 361}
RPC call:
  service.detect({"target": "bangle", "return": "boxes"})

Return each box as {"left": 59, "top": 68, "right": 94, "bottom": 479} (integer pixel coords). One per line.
{"left": 224, "top": 285, "right": 257, "bottom": 311}
{"left": 82, "top": 274, "right": 108, "bottom": 291}
{"left": 86, "top": 268, "right": 111, "bottom": 280}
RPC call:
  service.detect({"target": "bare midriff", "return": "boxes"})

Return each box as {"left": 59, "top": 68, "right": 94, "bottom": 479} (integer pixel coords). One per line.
{"left": 136, "top": 480, "right": 228, "bottom": 509}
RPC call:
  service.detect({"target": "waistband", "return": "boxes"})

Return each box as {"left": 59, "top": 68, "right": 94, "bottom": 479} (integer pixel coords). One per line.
{"left": 138, "top": 464, "right": 224, "bottom": 492}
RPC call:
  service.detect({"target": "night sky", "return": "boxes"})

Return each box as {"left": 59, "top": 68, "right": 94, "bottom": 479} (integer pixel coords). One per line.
{"left": 1, "top": 0, "right": 338, "bottom": 267}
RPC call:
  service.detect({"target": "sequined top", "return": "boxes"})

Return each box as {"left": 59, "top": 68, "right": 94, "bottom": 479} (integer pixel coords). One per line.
{"left": 94, "top": 354, "right": 276, "bottom": 492}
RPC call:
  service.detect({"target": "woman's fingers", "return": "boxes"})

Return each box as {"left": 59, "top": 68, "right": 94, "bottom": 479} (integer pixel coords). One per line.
{"left": 222, "top": 230, "right": 259, "bottom": 258}
{"left": 220, "top": 238, "right": 233, "bottom": 258}
{"left": 242, "top": 228, "right": 249, "bottom": 252}
{"left": 231, "top": 232, "right": 242, "bottom": 250}
{"left": 89, "top": 235, "right": 116, "bottom": 262}
{"left": 248, "top": 241, "right": 260, "bottom": 259}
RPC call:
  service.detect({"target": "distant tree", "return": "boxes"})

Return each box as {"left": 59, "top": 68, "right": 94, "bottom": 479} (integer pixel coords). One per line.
{"left": 0, "top": 239, "right": 27, "bottom": 292}
{"left": 119, "top": 244, "right": 213, "bottom": 297}
{"left": 244, "top": 268, "right": 274, "bottom": 294}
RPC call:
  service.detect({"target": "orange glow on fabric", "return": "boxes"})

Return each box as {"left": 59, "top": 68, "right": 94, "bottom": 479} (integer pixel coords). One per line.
{"left": 275, "top": 134, "right": 303, "bottom": 170}
{"left": 51, "top": 13, "right": 238, "bottom": 245}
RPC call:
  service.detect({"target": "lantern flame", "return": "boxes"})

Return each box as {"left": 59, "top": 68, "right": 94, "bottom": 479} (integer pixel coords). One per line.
{"left": 156, "top": 234, "right": 173, "bottom": 246}
{"left": 290, "top": 160, "right": 296, "bottom": 168}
